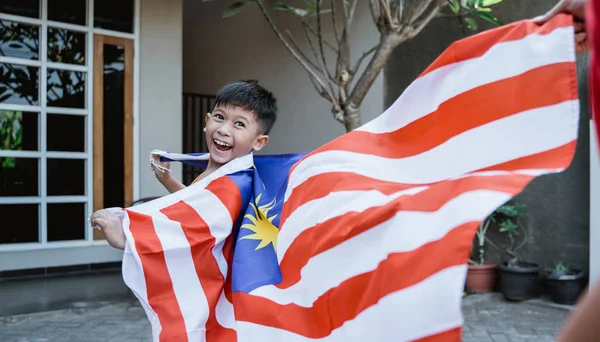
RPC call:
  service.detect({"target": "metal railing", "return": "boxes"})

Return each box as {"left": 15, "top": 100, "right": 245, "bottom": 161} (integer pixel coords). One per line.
{"left": 182, "top": 93, "right": 215, "bottom": 185}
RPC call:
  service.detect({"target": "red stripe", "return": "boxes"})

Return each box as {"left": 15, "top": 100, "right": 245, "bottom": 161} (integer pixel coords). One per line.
{"left": 420, "top": 14, "right": 572, "bottom": 77}
{"left": 277, "top": 173, "right": 534, "bottom": 289}
{"left": 206, "top": 176, "right": 243, "bottom": 304}
{"left": 288, "top": 61, "right": 576, "bottom": 177}
{"left": 413, "top": 327, "right": 462, "bottom": 342}
{"left": 206, "top": 176, "right": 243, "bottom": 223}
{"left": 234, "top": 222, "right": 478, "bottom": 338}
{"left": 160, "top": 202, "right": 237, "bottom": 342}
{"left": 126, "top": 210, "right": 188, "bottom": 342}
{"left": 480, "top": 141, "right": 576, "bottom": 173}
{"left": 281, "top": 142, "right": 576, "bottom": 225}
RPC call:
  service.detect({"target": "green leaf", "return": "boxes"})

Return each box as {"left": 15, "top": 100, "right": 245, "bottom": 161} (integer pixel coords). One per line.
{"left": 448, "top": 0, "right": 460, "bottom": 14}
{"left": 464, "top": 17, "right": 478, "bottom": 30}
{"left": 481, "top": 0, "right": 503, "bottom": 6}
{"left": 476, "top": 12, "right": 502, "bottom": 25}
{"left": 223, "top": 1, "right": 251, "bottom": 18}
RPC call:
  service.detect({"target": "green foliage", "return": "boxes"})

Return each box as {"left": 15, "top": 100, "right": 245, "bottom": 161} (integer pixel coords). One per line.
{"left": 471, "top": 200, "right": 526, "bottom": 265}
{"left": 0, "top": 110, "right": 23, "bottom": 169}
{"left": 445, "top": 0, "right": 504, "bottom": 31}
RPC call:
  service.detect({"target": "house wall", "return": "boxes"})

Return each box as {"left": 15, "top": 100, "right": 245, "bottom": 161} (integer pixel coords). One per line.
{"left": 182, "top": 0, "right": 383, "bottom": 155}
{"left": 384, "top": 1, "right": 592, "bottom": 273}
{"left": 138, "top": 0, "right": 183, "bottom": 198}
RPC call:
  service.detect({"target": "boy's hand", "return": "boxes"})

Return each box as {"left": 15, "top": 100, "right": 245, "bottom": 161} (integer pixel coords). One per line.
{"left": 151, "top": 154, "right": 172, "bottom": 183}
{"left": 90, "top": 210, "right": 126, "bottom": 250}
{"left": 533, "top": 0, "right": 590, "bottom": 53}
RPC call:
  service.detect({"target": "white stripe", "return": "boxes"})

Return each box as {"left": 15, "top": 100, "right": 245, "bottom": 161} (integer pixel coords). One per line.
{"left": 278, "top": 187, "right": 427, "bottom": 259}
{"left": 237, "top": 265, "right": 466, "bottom": 341}
{"left": 255, "top": 190, "right": 510, "bottom": 307}
{"left": 152, "top": 212, "right": 209, "bottom": 341}
{"left": 286, "top": 100, "right": 578, "bottom": 200}
{"left": 279, "top": 168, "right": 561, "bottom": 258}
{"left": 358, "top": 26, "right": 574, "bottom": 134}
{"left": 185, "top": 189, "right": 235, "bottom": 278}
{"left": 215, "top": 291, "right": 237, "bottom": 330}
{"left": 121, "top": 215, "right": 163, "bottom": 342}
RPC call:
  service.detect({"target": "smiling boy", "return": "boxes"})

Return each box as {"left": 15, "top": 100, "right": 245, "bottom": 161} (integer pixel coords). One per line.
{"left": 91, "top": 80, "right": 277, "bottom": 249}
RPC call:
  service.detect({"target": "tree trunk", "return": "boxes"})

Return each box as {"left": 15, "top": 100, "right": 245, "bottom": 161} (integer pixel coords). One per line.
{"left": 343, "top": 106, "right": 361, "bottom": 132}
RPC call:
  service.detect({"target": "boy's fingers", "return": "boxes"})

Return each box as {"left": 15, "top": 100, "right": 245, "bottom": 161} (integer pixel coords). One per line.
{"left": 532, "top": 1, "right": 566, "bottom": 24}
{"left": 92, "top": 218, "right": 107, "bottom": 228}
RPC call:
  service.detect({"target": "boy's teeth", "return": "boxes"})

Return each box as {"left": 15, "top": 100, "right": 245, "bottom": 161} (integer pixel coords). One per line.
{"left": 214, "top": 140, "right": 231, "bottom": 147}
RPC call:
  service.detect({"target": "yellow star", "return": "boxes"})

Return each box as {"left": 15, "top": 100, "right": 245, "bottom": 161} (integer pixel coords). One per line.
{"left": 239, "top": 194, "right": 279, "bottom": 251}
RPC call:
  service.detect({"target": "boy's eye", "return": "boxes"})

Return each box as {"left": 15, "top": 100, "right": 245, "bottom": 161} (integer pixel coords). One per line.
{"left": 235, "top": 122, "right": 245, "bottom": 127}
{"left": 215, "top": 114, "right": 224, "bottom": 120}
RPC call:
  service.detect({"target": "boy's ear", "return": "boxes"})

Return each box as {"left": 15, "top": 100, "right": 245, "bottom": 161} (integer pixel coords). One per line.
{"left": 252, "top": 134, "right": 269, "bottom": 151}
{"left": 205, "top": 112, "right": 211, "bottom": 124}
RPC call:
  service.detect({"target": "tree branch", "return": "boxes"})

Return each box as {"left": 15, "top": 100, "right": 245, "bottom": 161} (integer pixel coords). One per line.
{"left": 304, "top": 24, "right": 338, "bottom": 53}
{"left": 331, "top": 0, "right": 341, "bottom": 45}
{"left": 409, "top": 0, "right": 436, "bottom": 24}
{"left": 316, "top": 0, "right": 332, "bottom": 81}
{"left": 301, "top": 22, "right": 337, "bottom": 86}
{"left": 347, "top": 0, "right": 359, "bottom": 26}
{"left": 404, "top": 2, "right": 446, "bottom": 40}
{"left": 285, "top": 30, "right": 320, "bottom": 72}
{"left": 378, "top": 0, "right": 395, "bottom": 28}
{"left": 347, "top": 33, "right": 399, "bottom": 111}
{"left": 351, "top": 45, "right": 378, "bottom": 75}
{"left": 368, "top": 0, "right": 382, "bottom": 28}
{"left": 253, "top": 0, "right": 337, "bottom": 105}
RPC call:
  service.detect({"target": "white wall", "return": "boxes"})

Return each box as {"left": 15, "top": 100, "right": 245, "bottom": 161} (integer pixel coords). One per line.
{"left": 139, "top": 0, "right": 183, "bottom": 198}
{"left": 182, "top": 0, "right": 383, "bottom": 154}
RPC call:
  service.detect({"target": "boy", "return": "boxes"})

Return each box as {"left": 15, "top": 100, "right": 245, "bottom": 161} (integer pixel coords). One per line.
{"left": 90, "top": 79, "right": 278, "bottom": 250}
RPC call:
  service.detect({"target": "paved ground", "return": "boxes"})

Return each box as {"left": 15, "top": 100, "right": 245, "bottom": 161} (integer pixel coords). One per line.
{"left": 0, "top": 293, "right": 570, "bottom": 342}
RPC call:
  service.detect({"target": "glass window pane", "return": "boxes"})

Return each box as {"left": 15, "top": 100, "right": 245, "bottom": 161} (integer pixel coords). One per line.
{"left": 0, "top": 110, "right": 39, "bottom": 151}
{"left": 0, "top": 63, "right": 39, "bottom": 105}
{"left": 0, "top": 20, "right": 40, "bottom": 60}
{"left": 102, "top": 44, "right": 125, "bottom": 208}
{"left": 47, "top": 202, "right": 85, "bottom": 241}
{"left": 47, "top": 114, "right": 84, "bottom": 152}
{"left": 48, "top": 28, "right": 85, "bottom": 65}
{"left": 46, "top": 159, "right": 85, "bottom": 196}
{"left": 0, "top": 0, "right": 40, "bottom": 19}
{"left": 94, "top": 0, "right": 134, "bottom": 33}
{"left": 47, "top": 158, "right": 85, "bottom": 196}
{"left": 47, "top": 69, "right": 85, "bottom": 108}
{"left": 48, "top": 0, "right": 86, "bottom": 26}
{"left": 0, "top": 157, "right": 38, "bottom": 196}
{"left": 0, "top": 204, "right": 39, "bottom": 244}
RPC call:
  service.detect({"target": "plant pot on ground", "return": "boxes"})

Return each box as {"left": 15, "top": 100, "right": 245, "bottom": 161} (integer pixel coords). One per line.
{"left": 486, "top": 200, "right": 541, "bottom": 301}
{"left": 545, "top": 263, "right": 587, "bottom": 305}
{"left": 466, "top": 217, "right": 498, "bottom": 293}
{"left": 497, "top": 261, "right": 541, "bottom": 301}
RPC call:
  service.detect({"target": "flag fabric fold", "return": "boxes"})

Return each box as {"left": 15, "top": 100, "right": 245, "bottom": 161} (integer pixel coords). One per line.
{"left": 119, "top": 14, "right": 579, "bottom": 342}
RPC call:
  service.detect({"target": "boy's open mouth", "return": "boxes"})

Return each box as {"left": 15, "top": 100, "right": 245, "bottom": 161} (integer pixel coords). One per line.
{"left": 213, "top": 139, "right": 233, "bottom": 152}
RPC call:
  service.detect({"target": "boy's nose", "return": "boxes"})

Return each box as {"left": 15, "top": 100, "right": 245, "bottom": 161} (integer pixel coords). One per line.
{"left": 217, "top": 125, "right": 232, "bottom": 136}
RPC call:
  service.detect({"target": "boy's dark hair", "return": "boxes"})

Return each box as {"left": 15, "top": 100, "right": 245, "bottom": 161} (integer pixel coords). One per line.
{"left": 213, "top": 79, "right": 277, "bottom": 134}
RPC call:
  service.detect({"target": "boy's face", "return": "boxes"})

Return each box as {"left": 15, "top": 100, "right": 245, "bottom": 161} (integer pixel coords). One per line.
{"left": 204, "top": 105, "right": 269, "bottom": 166}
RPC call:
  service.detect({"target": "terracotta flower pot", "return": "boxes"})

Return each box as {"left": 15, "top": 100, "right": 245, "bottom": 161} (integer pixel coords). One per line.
{"left": 466, "top": 261, "right": 498, "bottom": 293}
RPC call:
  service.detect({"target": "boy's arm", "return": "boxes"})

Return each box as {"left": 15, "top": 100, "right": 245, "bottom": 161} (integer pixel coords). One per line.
{"left": 160, "top": 177, "right": 186, "bottom": 193}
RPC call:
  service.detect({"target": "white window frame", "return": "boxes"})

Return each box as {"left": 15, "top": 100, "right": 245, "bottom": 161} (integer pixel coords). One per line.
{"left": 0, "top": 0, "right": 140, "bottom": 253}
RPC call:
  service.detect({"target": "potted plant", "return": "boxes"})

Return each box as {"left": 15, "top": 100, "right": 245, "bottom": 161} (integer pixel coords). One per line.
{"left": 488, "top": 200, "right": 541, "bottom": 301}
{"left": 466, "top": 214, "right": 498, "bottom": 293}
{"left": 545, "top": 262, "right": 587, "bottom": 305}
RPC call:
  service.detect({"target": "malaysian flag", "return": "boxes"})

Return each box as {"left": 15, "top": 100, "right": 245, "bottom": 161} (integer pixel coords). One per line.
{"left": 116, "top": 14, "right": 579, "bottom": 342}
